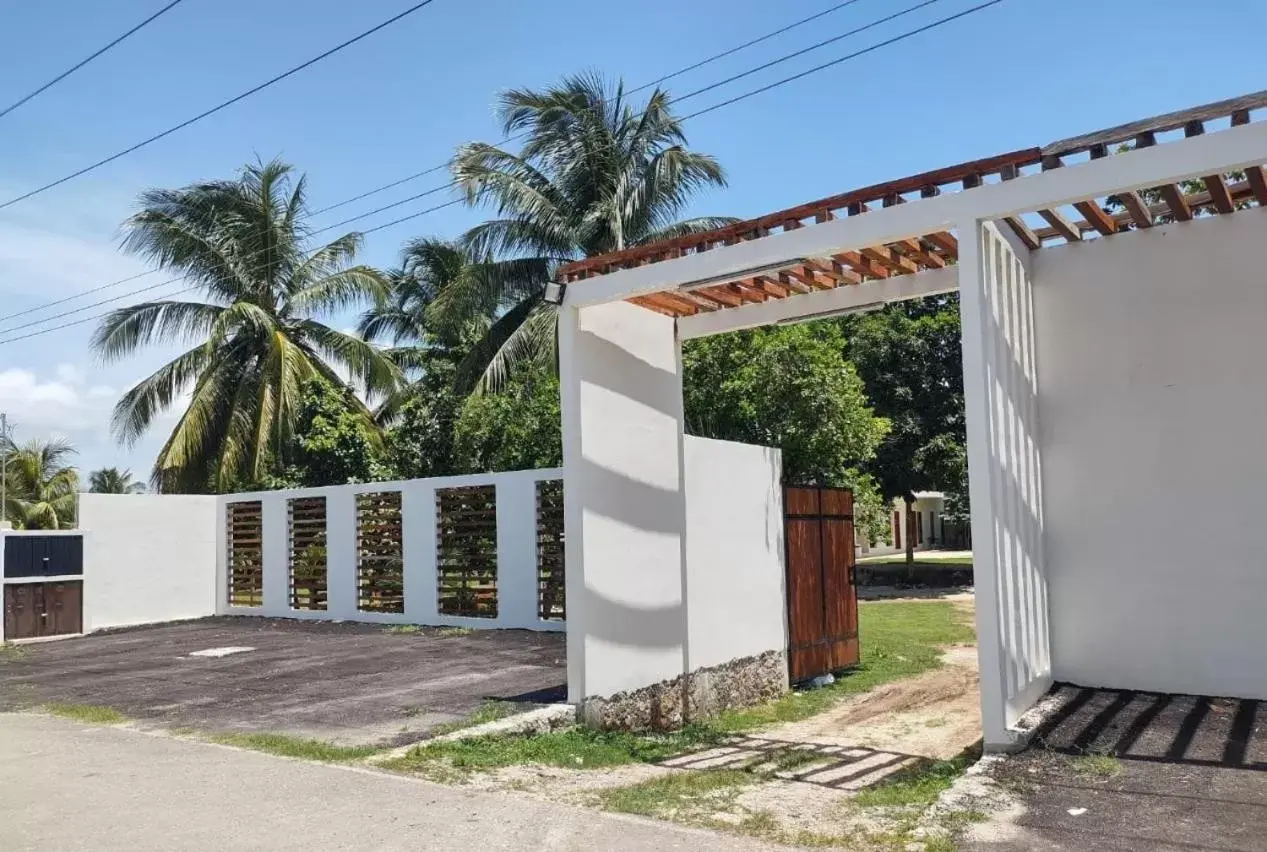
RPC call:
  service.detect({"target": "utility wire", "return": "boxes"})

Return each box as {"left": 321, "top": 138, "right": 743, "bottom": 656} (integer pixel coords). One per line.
{"left": 0, "top": 0, "right": 189, "bottom": 122}
{"left": 0, "top": 0, "right": 1007, "bottom": 347}
{"left": 311, "top": 0, "right": 875, "bottom": 216}
{"left": 0, "top": 0, "right": 893, "bottom": 323}
{"left": 0, "top": 0, "right": 442, "bottom": 212}
{"left": 313, "top": 0, "right": 954, "bottom": 228}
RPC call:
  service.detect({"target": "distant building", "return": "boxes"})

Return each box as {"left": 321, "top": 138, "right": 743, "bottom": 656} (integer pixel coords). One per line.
{"left": 858, "top": 492, "right": 969, "bottom": 557}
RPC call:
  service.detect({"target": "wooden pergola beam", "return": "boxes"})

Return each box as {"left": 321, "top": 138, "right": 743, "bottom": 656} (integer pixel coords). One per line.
{"left": 1037, "top": 208, "right": 1083, "bottom": 242}
{"left": 860, "top": 245, "right": 920, "bottom": 275}
{"left": 834, "top": 251, "right": 889, "bottom": 280}
{"left": 1073, "top": 200, "right": 1118, "bottom": 236}
{"left": 1156, "top": 184, "right": 1194, "bottom": 221}
{"left": 1115, "top": 191, "right": 1154, "bottom": 228}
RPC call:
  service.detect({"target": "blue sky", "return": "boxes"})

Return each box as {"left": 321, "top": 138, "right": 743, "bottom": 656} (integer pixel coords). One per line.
{"left": 1, "top": 0, "right": 1263, "bottom": 479}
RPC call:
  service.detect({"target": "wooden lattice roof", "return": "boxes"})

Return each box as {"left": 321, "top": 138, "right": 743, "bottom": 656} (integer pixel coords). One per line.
{"left": 558, "top": 91, "right": 1267, "bottom": 319}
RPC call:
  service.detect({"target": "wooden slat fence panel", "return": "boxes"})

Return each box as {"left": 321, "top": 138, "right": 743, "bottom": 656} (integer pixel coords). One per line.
{"left": 288, "top": 496, "right": 328, "bottom": 611}
{"left": 356, "top": 491, "right": 404, "bottom": 613}
{"left": 535, "top": 479, "right": 565, "bottom": 621}
{"left": 436, "top": 485, "right": 498, "bottom": 618}
{"left": 226, "top": 501, "right": 263, "bottom": 607}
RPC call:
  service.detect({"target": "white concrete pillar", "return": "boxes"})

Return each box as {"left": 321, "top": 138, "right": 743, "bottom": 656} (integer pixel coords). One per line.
{"left": 560, "top": 301, "right": 688, "bottom": 704}
{"left": 960, "top": 218, "right": 1052, "bottom": 751}
{"left": 495, "top": 473, "right": 540, "bottom": 629}
{"left": 260, "top": 495, "right": 288, "bottom": 616}
{"left": 324, "top": 488, "right": 357, "bottom": 619}
{"left": 401, "top": 482, "right": 438, "bottom": 624}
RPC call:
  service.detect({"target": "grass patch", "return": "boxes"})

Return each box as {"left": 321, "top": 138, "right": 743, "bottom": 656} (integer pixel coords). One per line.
{"left": 857, "top": 553, "right": 974, "bottom": 566}
{"left": 43, "top": 702, "right": 128, "bottom": 725}
{"left": 1071, "top": 751, "right": 1122, "bottom": 779}
{"left": 851, "top": 754, "right": 975, "bottom": 810}
{"left": 709, "top": 600, "right": 975, "bottom": 732}
{"left": 209, "top": 732, "right": 381, "bottom": 762}
{"left": 383, "top": 624, "right": 423, "bottom": 635}
{"left": 386, "top": 601, "right": 973, "bottom": 782}
{"left": 435, "top": 626, "right": 474, "bottom": 638}
{"left": 0, "top": 641, "right": 26, "bottom": 660}
{"left": 383, "top": 724, "right": 723, "bottom": 776}
{"left": 598, "top": 769, "right": 755, "bottom": 819}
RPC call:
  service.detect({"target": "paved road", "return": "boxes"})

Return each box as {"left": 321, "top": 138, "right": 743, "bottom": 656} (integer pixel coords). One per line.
{"left": 0, "top": 714, "right": 786, "bottom": 852}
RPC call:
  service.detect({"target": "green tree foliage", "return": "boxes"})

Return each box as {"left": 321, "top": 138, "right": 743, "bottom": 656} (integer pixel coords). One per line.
{"left": 88, "top": 468, "right": 145, "bottom": 494}
{"left": 452, "top": 370, "right": 561, "bottom": 473}
{"left": 438, "top": 73, "right": 734, "bottom": 389}
{"left": 682, "top": 324, "right": 889, "bottom": 539}
{"left": 94, "top": 159, "right": 400, "bottom": 492}
{"left": 290, "top": 379, "right": 391, "bottom": 487}
{"left": 841, "top": 296, "right": 966, "bottom": 559}
{"left": 2, "top": 438, "right": 79, "bottom": 529}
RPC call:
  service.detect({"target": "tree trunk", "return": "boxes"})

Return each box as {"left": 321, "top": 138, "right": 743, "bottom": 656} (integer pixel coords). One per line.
{"left": 904, "top": 496, "right": 917, "bottom": 579}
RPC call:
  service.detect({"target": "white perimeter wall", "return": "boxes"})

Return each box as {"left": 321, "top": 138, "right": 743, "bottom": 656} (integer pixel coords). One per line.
{"left": 961, "top": 221, "right": 1052, "bottom": 748}
{"left": 560, "top": 301, "right": 688, "bottom": 702}
{"left": 1033, "top": 209, "right": 1267, "bottom": 699}
{"left": 79, "top": 494, "right": 218, "bottom": 631}
{"left": 217, "top": 468, "right": 563, "bottom": 632}
{"left": 684, "top": 436, "right": 787, "bottom": 670}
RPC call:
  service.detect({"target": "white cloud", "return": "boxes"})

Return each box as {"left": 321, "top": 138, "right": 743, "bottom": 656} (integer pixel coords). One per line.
{"left": 0, "top": 221, "right": 150, "bottom": 300}
{"left": 0, "top": 367, "right": 115, "bottom": 433}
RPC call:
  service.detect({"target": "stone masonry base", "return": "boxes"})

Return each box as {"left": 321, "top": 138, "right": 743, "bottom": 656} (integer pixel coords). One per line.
{"left": 580, "top": 650, "right": 788, "bottom": 731}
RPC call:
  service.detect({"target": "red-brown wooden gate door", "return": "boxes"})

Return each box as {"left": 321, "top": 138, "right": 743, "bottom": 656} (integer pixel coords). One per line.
{"left": 784, "top": 486, "right": 859, "bottom": 682}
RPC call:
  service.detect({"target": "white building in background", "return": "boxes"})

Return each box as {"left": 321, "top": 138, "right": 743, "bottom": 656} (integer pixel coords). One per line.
{"left": 857, "top": 492, "right": 955, "bottom": 557}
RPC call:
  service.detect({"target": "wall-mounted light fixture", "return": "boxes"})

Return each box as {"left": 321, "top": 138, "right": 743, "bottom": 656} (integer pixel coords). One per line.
{"left": 542, "top": 281, "right": 567, "bottom": 305}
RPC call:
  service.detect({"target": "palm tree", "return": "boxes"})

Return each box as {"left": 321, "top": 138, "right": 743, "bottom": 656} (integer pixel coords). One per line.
{"left": 434, "top": 73, "right": 734, "bottom": 389}
{"left": 93, "top": 159, "right": 401, "bottom": 492}
{"left": 2, "top": 438, "right": 79, "bottom": 530}
{"left": 356, "top": 237, "right": 494, "bottom": 424}
{"left": 89, "top": 467, "right": 146, "bottom": 494}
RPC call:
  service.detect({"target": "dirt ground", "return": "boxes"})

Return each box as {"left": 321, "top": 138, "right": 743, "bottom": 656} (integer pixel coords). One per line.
{"left": 467, "top": 595, "right": 983, "bottom": 840}
{"left": 0, "top": 617, "right": 566, "bottom": 746}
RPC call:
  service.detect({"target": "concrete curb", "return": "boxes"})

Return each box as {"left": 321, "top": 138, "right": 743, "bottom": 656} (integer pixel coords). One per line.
{"left": 370, "top": 704, "right": 576, "bottom": 763}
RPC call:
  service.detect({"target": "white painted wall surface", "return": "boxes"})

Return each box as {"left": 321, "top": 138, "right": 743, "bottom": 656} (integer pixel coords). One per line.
{"left": 78, "top": 494, "right": 218, "bottom": 631}
{"left": 560, "top": 301, "right": 688, "bottom": 702}
{"left": 683, "top": 436, "right": 787, "bottom": 670}
{"left": 215, "top": 469, "right": 564, "bottom": 632}
{"left": 1033, "top": 210, "right": 1267, "bottom": 700}
{"left": 961, "top": 221, "right": 1051, "bottom": 749}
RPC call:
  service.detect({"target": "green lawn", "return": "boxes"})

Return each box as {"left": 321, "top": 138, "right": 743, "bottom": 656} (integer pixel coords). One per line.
{"left": 383, "top": 600, "right": 975, "bottom": 777}
{"left": 857, "top": 553, "right": 974, "bottom": 566}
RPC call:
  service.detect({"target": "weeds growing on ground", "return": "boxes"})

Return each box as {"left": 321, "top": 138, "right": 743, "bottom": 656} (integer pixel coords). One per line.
{"left": 43, "top": 703, "right": 128, "bottom": 725}
{"left": 208, "top": 732, "right": 381, "bottom": 762}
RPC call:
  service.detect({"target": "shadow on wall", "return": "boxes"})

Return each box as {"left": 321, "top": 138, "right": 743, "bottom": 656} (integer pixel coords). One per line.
{"left": 1032, "top": 685, "right": 1267, "bottom": 771}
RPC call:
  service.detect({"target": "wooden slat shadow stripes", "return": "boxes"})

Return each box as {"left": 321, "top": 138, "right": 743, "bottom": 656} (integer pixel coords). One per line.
{"left": 658, "top": 736, "right": 924, "bottom": 790}
{"left": 1032, "top": 686, "right": 1267, "bottom": 771}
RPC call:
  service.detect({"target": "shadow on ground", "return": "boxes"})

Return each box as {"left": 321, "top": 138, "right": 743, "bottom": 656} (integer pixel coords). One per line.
{"left": 966, "top": 685, "right": 1267, "bottom": 851}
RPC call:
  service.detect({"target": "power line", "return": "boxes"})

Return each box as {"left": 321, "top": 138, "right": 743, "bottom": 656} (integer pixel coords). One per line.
{"left": 0, "top": 0, "right": 1008, "bottom": 347}
{"left": 310, "top": 0, "right": 874, "bottom": 216}
{"left": 0, "top": 0, "right": 892, "bottom": 324}
{"left": 0, "top": 0, "right": 189, "bottom": 122}
{"left": 0, "top": 0, "right": 443, "bottom": 212}
{"left": 681, "top": 0, "right": 1004, "bottom": 122}
{"left": 314, "top": 0, "right": 954, "bottom": 228}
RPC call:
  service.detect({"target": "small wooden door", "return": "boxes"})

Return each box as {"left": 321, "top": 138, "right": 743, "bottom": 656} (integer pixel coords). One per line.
{"left": 3, "top": 581, "right": 83, "bottom": 640}
{"left": 784, "top": 486, "right": 859, "bottom": 682}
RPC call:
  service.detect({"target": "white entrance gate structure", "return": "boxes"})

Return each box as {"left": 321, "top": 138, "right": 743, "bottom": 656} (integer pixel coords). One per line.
{"left": 553, "top": 91, "right": 1267, "bottom": 750}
